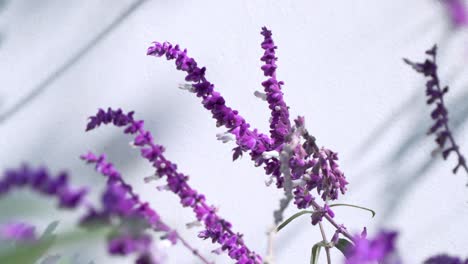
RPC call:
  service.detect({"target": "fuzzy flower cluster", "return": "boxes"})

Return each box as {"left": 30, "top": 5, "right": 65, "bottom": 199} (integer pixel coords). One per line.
{"left": 85, "top": 107, "right": 262, "bottom": 264}
{"left": 404, "top": 45, "right": 468, "bottom": 176}
{"left": 146, "top": 27, "right": 349, "bottom": 235}
{"left": 288, "top": 117, "right": 348, "bottom": 204}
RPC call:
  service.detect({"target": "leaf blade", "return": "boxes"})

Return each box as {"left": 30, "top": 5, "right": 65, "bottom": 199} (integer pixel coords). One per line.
{"left": 334, "top": 238, "right": 354, "bottom": 258}
{"left": 276, "top": 210, "right": 313, "bottom": 232}
{"left": 310, "top": 243, "right": 323, "bottom": 264}
{"left": 329, "top": 203, "right": 376, "bottom": 217}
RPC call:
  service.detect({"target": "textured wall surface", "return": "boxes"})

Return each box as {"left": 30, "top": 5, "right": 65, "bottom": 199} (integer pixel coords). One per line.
{"left": 1, "top": 0, "right": 468, "bottom": 263}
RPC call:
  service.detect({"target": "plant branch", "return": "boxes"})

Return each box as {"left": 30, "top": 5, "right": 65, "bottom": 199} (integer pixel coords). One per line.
{"left": 318, "top": 222, "right": 331, "bottom": 264}
{"left": 176, "top": 232, "right": 214, "bottom": 264}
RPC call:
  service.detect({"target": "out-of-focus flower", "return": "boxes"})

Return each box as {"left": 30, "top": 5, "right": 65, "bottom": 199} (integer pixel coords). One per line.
{"left": 345, "top": 230, "right": 400, "bottom": 264}
{"left": 0, "top": 222, "right": 36, "bottom": 242}
{"left": 424, "top": 254, "right": 468, "bottom": 264}
{"left": 442, "top": 0, "right": 468, "bottom": 27}
{"left": 0, "top": 166, "right": 87, "bottom": 209}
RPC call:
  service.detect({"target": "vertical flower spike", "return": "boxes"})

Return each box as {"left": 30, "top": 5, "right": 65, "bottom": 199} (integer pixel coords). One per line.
{"left": 404, "top": 45, "right": 468, "bottom": 180}
{"left": 85, "top": 108, "right": 263, "bottom": 264}
{"left": 260, "top": 27, "right": 292, "bottom": 149}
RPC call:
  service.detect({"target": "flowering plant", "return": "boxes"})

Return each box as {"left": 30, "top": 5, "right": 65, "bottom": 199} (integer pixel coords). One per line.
{"left": 0, "top": 26, "right": 467, "bottom": 264}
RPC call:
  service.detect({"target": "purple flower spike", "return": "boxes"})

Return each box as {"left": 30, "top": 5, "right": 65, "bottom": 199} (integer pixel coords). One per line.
{"left": 81, "top": 152, "right": 174, "bottom": 236}
{"left": 0, "top": 222, "right": 36, "bottom": 242}
{"left": 0, "top": 165, "right": 87, "bottom": 210}
{"left": 345, "top": 230, "right": 400, "bottom": 264}
{"left": 85, "top": 109, "right": 262, "bottom": 264}
{"left": 81, "top": 152, "right": 180, "bottom": 263}
{"left": 404, "top": 45, "right": 468, "bottom": 179}
{"left": 147, "top": 42, "right": 272, "bottom": 157}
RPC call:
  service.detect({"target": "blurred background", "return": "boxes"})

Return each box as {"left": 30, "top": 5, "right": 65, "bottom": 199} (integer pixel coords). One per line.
{"left": 1, "top": 0, "right": 468, "bottom": 263}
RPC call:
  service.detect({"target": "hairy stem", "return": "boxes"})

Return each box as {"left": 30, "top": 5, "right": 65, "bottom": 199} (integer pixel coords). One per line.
{"left": 318, "top": 222, "right": 331, "bottom": 264}
{"left": 264, "top": 226, "right": 276, "bottom": 264}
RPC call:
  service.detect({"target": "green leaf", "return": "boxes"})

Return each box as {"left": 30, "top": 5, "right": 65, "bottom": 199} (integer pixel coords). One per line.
{"left": 310, "top": 242, "right": 326, "bottom": 264}
{"left": 41, "top": 221, "right": 60, "bottom": 238}
{"left": 8, "top": 221, "right": 62, "bottom": 264}
{"left": 334, "top": 238, "right": 354, "bottom": 258}
{"left": 0, "top": 226, "right": 108, "bottom": 264}
{"left": 329, "top": 203, "right": 376, "bottom": 217}
{"left": 276, "top": 210, "right": 313, "bottom": 232}
{"left": 39, "top": 254, "right": 61, "bottom": 264}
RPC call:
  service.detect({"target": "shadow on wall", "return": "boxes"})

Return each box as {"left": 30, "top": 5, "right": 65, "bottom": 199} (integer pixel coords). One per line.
{"left": 0, "top": 96, "right": 177, "bottom": 219}
{"left": 0, "top": 0, "right": 158, "bottom": 216}
{"left": 0, "top": 0, "right": 9, "bottom": 47}
{"left": 0, "top": 0, "right": 148, "bottom": 125}
{"left": 0, "top": 0, "right": 178, "bottom": 231}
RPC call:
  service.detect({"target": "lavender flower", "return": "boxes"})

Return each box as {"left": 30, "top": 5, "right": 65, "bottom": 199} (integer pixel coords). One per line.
{"left": 85, "top": 108, "right": 262, "bottom": 264}
{"left": 145, "top": 29, "right": 359, "bottom": 262}
{"left": 345, "top": 230, "right": 400, "bottom": 264}
{"left": 146, "top": 28, "right": 346, "bottom": 199}
{"left": 0, "top": 222, "right": 36, "bottom": 242}
{"left": 0, "top": 165, "right": 87, "bottom": 209}
{"left": 404, "top": 45, "right": 468, "bottom": 177}
{"left": 424, "top": 254, "right": 468, "bottom": 264}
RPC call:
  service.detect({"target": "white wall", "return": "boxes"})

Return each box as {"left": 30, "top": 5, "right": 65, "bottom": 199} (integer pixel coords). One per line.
{"left": 0, "top": 0, "right": 467, "bottom": 263}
